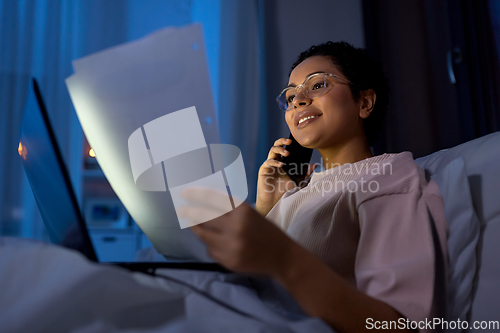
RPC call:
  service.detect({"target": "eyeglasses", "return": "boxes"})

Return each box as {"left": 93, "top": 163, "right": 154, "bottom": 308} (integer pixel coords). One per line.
{"left": 276, "top": 72, "right": 351, "bottom": 111}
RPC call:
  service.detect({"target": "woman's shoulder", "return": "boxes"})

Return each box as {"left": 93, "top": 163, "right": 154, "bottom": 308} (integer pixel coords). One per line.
{"left": 310, "top": 152, "right": 426, "bottom": 203}
{"left": 357, "top": 151, "right": 427, "bottom": 203}
{"left": 310, "top": 152, "right": 420, "bottom": 182}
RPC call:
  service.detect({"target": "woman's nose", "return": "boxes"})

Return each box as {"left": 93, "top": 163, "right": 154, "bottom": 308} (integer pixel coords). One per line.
{"left": 293, "top": 89, "right": 312, "bottom": 108}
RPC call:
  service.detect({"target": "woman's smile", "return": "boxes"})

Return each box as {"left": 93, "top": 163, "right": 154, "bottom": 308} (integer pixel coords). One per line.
{"left": 297, "top": 114, "right": 321, "bottom": 129}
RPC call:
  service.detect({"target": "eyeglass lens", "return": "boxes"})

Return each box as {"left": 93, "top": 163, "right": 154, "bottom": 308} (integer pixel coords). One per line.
{"left": 278, "top": 75, "right": 328, "bottom": 111}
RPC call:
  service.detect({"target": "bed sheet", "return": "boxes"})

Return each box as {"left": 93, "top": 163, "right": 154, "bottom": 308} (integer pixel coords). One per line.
{"left": 0, "top": 237, "right": 332, "bottom": 333}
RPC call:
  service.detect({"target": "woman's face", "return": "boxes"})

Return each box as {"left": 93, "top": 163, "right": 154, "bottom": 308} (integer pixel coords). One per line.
{"left": 285, "top": 56, "right": 365, "bottom": 150}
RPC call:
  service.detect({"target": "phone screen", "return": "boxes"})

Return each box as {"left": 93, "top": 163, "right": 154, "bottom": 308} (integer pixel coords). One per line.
{"left": 280, "top": 133, "right": 313, "bottom": 185}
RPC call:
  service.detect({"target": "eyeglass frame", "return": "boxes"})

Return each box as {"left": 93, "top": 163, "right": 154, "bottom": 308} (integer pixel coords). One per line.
{"left": 276, "top": 72, "right": 352, "bottom": 111}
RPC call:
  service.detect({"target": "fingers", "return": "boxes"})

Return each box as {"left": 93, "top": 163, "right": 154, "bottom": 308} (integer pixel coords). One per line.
{"left": 267, "top": 138, "right": 292, "bottom": 160}
{"left": 264, "top": 158, "right": 284, "bottom": 169}
{"left": 267, "top": 146, "right": 289, "bottom": 161}
{"left": 190, "top": 219, "right": 238, "bottom": 263}
{"left": 273, "top": 137, "right": 291, "bottom": 147}
{"left": 179, "top": 205, "right": 232, "bottom": 234}
{"left": 190, "top": 225, "right": 227, "bottom": 260}
{"left": 261, "top": 158, "right": 290, "bottom": 178}
{"left": 190, "top": 224, "right": 222, "bottom": 241}
{"left": 181, "top": 187, "right": 231, "bottom": 211}
{"left": 260, "top": 138, "right": 291, "bottom": 176}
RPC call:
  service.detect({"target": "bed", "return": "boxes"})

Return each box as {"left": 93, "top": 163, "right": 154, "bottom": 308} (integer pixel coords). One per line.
{"left": 0, "top": 237, "right": 331, "bottom": 333}
{"left": 1, "top": 131, "right": 499, "bottom": 333}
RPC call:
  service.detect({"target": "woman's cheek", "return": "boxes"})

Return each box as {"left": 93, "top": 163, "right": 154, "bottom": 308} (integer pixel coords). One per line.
{"left": 285, "top": 112, "right": 294, "bottom": 129}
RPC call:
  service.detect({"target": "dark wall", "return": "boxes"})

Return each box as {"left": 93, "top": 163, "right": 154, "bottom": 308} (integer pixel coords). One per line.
{"left": 364, "top": 0, "right": 500, "bottom": 158}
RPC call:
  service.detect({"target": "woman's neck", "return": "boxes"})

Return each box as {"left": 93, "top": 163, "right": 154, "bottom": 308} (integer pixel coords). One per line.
{"left": 318, "top": 137, "right": 373, "bottom": 170}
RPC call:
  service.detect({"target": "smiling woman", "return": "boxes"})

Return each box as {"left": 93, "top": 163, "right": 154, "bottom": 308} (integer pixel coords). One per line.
{"left": 181, "top": 41, "right": 448, "bottom": 333}
{"left": 285, "top": 56, "right": 372, "bottom": 161}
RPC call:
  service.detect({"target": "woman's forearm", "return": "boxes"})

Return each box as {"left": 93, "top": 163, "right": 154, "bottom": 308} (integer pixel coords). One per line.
{"left": 273, "top": 242, "right": 411, "bottom": 333}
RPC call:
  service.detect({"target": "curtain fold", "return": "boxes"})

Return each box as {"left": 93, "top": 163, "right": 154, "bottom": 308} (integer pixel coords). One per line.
{"left": 218, "top": 0, "right": 266, "bottom": 203}
{"left": 0, "top": 0, "right": 131, "bottom": 238}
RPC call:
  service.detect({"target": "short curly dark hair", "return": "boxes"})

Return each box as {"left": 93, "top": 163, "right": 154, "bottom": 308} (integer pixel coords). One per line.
{"left": 290, "top": 41, "right": 390, "bottom": 146}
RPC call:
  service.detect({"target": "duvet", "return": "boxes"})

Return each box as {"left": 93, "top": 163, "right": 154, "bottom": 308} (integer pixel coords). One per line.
{"left": 0, "top": 237, "right": 332, "bottom": 333}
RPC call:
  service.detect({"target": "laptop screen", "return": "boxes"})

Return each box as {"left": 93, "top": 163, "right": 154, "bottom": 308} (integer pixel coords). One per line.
{"left": 18, "top": 78, "right": 97, "bottom": 261}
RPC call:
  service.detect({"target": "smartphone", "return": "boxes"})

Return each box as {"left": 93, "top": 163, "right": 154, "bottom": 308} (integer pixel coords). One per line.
{"left": 280, "top": 133, "right": 314, "bottom": 185}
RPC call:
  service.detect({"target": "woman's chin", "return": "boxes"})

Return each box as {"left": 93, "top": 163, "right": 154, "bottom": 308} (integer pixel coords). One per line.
{"left": 296, "top": 136, "right": 320, "bottom": 149}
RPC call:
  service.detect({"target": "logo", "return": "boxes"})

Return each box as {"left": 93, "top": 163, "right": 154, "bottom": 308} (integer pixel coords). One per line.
{"left": 128, "top": 106, "right": 248, "bottom": 228}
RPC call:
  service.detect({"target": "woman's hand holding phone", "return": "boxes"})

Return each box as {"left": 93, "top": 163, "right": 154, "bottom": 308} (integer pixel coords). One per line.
{"left": 255, "top": 138, "right": 316, "bottom": 216}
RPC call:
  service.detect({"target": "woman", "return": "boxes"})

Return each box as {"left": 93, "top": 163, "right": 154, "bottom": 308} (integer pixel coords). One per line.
{"left": 179, "top": 42, "right": 448, "bottom": 332}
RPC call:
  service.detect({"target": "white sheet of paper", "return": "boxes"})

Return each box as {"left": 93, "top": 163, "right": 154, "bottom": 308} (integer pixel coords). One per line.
{"left": 66, "top": 24, "right": 227, "bottom": 261}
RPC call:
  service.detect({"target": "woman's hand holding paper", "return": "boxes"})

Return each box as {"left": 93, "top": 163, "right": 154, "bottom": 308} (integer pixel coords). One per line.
{"left": 178, "top": 187, "right": 295, "bottom": 277}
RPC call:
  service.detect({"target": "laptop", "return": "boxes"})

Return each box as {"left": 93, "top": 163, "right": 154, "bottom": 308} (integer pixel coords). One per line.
{"left": 18, "top": 78, "right": 228, "bottom": 273}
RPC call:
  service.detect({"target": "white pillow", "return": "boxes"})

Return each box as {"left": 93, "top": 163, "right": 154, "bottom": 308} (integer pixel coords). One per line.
{"left": 416, "top": 131, "right": 500, "bottom": 325}
{"left": 427, "top": 157, "right": 480, "bottom": 329}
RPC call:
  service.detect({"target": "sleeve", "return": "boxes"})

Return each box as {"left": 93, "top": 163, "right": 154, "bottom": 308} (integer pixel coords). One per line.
{"left": 355, "top": 190, "right": 437, "bottom": 322}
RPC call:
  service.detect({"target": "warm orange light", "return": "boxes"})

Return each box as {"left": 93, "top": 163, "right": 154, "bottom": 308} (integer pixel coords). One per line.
{"left": 89, "top": 148, "right": 96, "bottom": 158}
{"left": 18, "top": 142, "right": 27, "bottom": 160}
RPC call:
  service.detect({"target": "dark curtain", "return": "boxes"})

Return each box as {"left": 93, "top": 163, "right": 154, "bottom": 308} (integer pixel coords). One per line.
{"left": 451, "top": 0, "right": 500, "bottom": 137}
{"left": 363, "top": 0, "right": 500, "bottom": 158}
